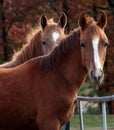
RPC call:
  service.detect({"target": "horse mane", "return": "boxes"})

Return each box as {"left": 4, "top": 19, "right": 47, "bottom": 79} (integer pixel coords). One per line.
{"left": 28, "top": 28, "right": 80, "bottom": 70}
{"left": 12, "top": 30, "right": 41, "bottom": 62}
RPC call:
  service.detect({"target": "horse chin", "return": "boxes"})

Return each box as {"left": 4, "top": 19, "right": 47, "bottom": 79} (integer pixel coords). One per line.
{"left": 89, "top": 77, "right": 99, "bottom": 86}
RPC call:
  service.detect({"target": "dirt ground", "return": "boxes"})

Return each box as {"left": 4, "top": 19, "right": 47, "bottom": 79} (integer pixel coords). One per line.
{"left": 71, "top": 127, "right": 114, "bottom": 130}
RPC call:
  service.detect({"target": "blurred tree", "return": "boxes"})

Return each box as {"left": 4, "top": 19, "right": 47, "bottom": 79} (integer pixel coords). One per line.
{"left": 0, "top": 0, "right": 9, "bottom": 60}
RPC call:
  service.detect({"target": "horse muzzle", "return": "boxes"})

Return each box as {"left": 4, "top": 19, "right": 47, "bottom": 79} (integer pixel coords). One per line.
{"left": 89, "top": 69, "right": 104, "bottom": 85}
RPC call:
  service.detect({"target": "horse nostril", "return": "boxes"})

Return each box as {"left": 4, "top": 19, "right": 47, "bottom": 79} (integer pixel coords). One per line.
{"left": 91, "top": 71, "right": 94, "bottom": 78}
{"left": 42, "top": 41, "right": 46, "bottom": 45}
{"left": 100, "top": 69, "right": 103, "bottom": 77}
{"left": 98, "top": 76, "right": 101, "bottom": 81}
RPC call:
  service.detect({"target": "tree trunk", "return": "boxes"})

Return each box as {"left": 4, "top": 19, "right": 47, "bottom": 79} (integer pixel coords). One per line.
{"left": 0, "top": 0, "right": 9, "bottom": 60}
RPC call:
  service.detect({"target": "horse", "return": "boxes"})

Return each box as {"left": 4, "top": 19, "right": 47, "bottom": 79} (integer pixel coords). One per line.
{"left": 0, "top": 12, "right": 67, "bottom": 68}
{"left": 0, "top": 11, "right": 108, "bottom": 130}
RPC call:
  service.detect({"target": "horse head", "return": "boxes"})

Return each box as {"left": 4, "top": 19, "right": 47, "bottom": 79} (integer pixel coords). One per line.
{"left": 79, "top": 11, "right": 108, "bottom": 84}
{"left": 40, "top": 12, "right": 67, "bottom": 54}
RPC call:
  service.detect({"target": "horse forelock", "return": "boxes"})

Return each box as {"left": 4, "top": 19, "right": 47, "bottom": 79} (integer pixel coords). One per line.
{"left": 82, "top": 16, "right": 106, "bottom": 40}
{"left": 48, "top": 18, "right": 57, "bottom": 25}
{"left": 89, "top": 23, "right": 106, "bottom": 41}
{"left": 86, "top": 17, "right": 96, "bottom": 25}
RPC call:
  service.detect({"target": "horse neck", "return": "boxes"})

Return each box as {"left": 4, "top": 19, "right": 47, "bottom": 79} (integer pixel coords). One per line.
{"left": 53, "top": 30, "right": 88, "bottom": 92}
{"left": 57, "top": 45, "right": 87, "bottom": 90}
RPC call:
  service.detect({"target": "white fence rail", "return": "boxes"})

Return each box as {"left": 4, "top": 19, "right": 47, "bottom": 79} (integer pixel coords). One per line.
{"left": 77, "top": 95, "right": 114, "bottom": 130}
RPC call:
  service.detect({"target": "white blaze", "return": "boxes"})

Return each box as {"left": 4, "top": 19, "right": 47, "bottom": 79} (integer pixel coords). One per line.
{"left": 92, "top": 36, "right": 101, "bottom": 70}
{"left": 52, "top": 32, "right": 60, "bottom": 42}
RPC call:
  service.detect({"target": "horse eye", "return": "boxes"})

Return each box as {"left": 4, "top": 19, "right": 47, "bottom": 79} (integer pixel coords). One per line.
{"left": 42, "top": 41, "right": 46, "bottom": 45}
{"left": 80, "top": 43, "right": 86, "bottom": 48}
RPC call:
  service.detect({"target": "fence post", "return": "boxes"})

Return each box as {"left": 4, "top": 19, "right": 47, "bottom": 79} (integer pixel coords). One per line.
{"left": 78, "top": 100, "right": 84, "bottom": 130}
{"left": 77, "top": 95, "right": 114, "bottom": 130}
{"left": 102, "top": 102, "right": 107, "bottom": 130}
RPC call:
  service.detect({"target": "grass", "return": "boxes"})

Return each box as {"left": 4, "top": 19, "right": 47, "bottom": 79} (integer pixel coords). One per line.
{"left": 70, "top": 114, "right": 114, "bottom": 129}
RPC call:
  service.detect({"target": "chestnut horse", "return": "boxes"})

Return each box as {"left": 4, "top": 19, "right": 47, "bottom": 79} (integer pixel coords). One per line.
{"left": 0, "top": 11, "right": 108, "bottom": 130}
{"left": 0, "top": 13, "right": 67, "bottom": 68}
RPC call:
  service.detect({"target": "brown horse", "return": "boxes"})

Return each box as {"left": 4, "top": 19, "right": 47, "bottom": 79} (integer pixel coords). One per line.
{"left": 0, "top": 11, "right": 108, "bottom": 130}
{"left": 0, "top": 13, "right": 67, "bottom": 68}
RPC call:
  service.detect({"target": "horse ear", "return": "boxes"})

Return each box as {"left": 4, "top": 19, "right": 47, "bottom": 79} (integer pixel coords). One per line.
{"left": 58, "top": 12, "right": 67, "bottom": 28}
{"left": 40, "top": 14, "right": 47, "bottom": 29}
{"left": 78, "top": 12, "right": 87, "bottom": 30}
{"left": 97, "top": 10, "right": 107, "bottom": 29}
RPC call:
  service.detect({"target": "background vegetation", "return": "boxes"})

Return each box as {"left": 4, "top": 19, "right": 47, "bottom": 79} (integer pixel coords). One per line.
{"left": 70, "top": 114, "right": 114, "bottom": 130}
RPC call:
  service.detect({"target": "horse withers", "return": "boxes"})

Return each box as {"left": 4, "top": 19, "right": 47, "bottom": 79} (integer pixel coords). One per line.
{"left": 0, "top": 11, "right": 108, "bottom": 130}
